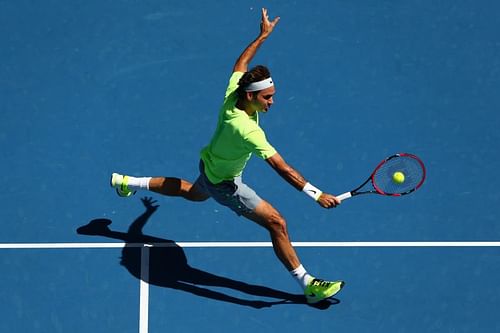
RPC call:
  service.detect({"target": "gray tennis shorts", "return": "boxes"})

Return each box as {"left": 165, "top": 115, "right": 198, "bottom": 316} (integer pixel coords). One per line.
{"left": 193, "top": 160, "right": 262, "bottom": 216}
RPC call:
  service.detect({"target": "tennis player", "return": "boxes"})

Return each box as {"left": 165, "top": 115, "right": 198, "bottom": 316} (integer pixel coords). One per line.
{"left": 111, "top": 8, "right": 344, "bottom": 304}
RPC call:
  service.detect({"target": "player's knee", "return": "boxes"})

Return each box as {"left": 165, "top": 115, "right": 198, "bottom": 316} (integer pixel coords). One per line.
{"left": 266, "top": 213, "right": 289, "bottom": 238}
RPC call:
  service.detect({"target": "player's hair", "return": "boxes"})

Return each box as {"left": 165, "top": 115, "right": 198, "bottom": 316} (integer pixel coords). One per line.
{"left": 236, "top": 65, "right": 271, "bottom": 99}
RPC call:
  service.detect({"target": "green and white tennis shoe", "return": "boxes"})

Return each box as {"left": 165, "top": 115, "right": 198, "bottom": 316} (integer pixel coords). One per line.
{"left": 110, "top": 173, "right": 136, "bottom": 197}
{"left": 304, "top": 278, "right": 345, "bottom": 304}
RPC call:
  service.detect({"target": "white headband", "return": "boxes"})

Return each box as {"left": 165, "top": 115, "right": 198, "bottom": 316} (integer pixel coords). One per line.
{"left": 244, "top": 77, "right": 274, "bottom": 92}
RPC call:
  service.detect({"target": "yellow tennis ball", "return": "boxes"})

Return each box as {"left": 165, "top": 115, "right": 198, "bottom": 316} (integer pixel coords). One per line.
{"left": 392, "top": 171, "right": 405, "bottom": 184}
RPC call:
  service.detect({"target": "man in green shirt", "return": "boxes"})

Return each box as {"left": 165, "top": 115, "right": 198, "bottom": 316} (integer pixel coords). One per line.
{"left": 111, "top": 8, "right": 344, "bottom": 304}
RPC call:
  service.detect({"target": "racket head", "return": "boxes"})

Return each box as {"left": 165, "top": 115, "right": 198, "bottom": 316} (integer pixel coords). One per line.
{"left": 371, "top": 153, "right": 426, "bottom": 196}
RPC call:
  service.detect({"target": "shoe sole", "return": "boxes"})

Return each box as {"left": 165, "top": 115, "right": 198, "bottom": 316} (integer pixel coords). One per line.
{"left": 110, "top": 173, "right": 116, "bottom": 187}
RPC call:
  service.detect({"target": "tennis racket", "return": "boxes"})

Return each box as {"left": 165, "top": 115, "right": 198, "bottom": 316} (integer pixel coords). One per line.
{"left": 337, "top": 153, "right": 426, "bottom": 201}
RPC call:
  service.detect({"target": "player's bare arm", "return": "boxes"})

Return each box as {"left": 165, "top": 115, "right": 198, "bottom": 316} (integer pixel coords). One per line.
{"left": 233, "top": 8, "right": 280, "bottom": 73}
{"left": 266, "top": 153, "right": 340, "bottom": 209}
{"left": 266, "top": 152, "right": 306, "bottom": 190}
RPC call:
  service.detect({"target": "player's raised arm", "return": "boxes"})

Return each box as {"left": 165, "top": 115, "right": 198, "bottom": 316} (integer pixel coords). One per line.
{"left": 233, "top": 8, "right": 280, "bottom": 73}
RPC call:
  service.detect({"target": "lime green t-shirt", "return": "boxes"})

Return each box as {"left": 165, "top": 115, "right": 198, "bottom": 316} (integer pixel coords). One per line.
{"left": 200, "top": 71, "right": 277, "bottom": 184}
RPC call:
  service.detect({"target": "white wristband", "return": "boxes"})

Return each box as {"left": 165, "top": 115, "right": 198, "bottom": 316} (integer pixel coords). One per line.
{"left": 302, "top": 182, "right": 323, "bottom": 201}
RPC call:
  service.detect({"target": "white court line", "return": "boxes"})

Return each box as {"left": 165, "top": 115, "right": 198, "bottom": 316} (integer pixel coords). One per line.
{"left": 139, "top": 247, "right": 149, "bottom": 333}
{"left": 0, "top": 241, "right": 500, "bottom": 249}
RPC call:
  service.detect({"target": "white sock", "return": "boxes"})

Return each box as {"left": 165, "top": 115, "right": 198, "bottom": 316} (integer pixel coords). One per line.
{"left": 126, "top": 176, "right": 152, "bottom": 190}
{"left": 290, "top": 264, "right": 313, "bottom": 290}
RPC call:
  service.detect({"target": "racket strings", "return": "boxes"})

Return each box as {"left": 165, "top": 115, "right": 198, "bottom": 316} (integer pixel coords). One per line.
{"left": 373, "top": 155, "right": 425, "bottom": 195}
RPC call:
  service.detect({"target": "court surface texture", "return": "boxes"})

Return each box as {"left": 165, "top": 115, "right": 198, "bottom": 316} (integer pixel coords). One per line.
{"left": 1, "top": 1, "right": 500, "bottom": 332}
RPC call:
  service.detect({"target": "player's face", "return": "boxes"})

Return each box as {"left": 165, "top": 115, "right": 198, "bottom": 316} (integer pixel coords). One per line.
{"left": 252, "top": 86, "right": 275, "bottom": 112}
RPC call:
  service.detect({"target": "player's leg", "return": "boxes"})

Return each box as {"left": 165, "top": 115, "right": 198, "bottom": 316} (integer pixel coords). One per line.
{"left": 203, "top": 174, "right": 345, "bottom": 304}
{"left": 111, "top": 173, "right": 210, "bottom": 202}
{"left": 241, "top": 200, "right": 299, "bottom": 271}
{"left": 241, "top": 200, "right": 344, "bottom": 304}
{"left": 148, "top": 177, "right": 210, "bottom": 202}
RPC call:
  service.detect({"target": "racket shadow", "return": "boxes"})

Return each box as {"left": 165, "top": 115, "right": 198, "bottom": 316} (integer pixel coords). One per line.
{"left": 77, "top": 197, "right": 339, "bottom": 310}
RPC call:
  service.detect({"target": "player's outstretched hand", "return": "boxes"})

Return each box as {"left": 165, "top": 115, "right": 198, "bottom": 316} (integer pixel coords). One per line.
{"left": 317, "top": 193, "right": 341, "bottom": 209}
{"left": 259, "top": 8, "right": 280, "bottom": 38}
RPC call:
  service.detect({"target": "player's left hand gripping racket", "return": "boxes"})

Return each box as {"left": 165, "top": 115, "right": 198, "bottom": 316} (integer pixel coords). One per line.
{"left": 337, "top": 153, "right": 426, "bottom": 201}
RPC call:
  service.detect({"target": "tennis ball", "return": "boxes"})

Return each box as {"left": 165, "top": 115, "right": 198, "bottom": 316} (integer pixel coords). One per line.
{"left": 392, "top": 171, "right": 405, "bottom": 184}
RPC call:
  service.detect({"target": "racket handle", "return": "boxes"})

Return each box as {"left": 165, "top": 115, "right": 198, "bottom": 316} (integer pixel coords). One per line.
{"left": 336, "top": 192, "right": 352, "bottom": 201}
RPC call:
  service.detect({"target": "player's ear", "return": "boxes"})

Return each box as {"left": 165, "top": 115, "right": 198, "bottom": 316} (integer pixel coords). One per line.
{"left": 245, "top": 91, "right": 255, "bottom": 101}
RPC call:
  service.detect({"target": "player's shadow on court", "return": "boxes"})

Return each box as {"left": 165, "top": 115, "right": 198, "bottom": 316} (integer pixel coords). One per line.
{"left": 77, "top": 197, "right": 339, "bottom": 309}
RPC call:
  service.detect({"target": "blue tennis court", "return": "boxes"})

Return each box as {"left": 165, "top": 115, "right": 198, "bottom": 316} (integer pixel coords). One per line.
{"left": 1, "top": 1, "right": 500, "bottom": 332}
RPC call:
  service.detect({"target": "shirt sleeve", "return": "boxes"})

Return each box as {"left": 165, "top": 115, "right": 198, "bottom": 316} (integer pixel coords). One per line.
{"left": 224, "top": 72, "right": 244, "bottom": 100}
{"left": 244, "top": 129, "right": 277, "bottom": 159}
